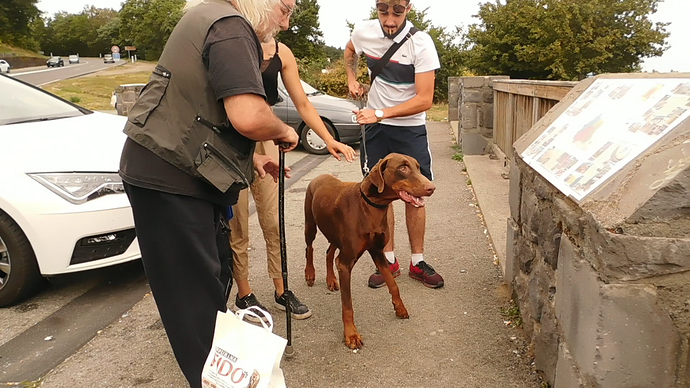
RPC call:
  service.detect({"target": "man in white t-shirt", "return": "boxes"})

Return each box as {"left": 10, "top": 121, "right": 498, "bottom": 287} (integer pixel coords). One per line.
{"left": 345, "top": 0, "right": 444, "bottom": 289}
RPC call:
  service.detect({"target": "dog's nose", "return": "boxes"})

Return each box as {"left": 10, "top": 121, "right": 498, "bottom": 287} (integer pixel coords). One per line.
{"left": 425, "top": 183, "right": 436, "bottom": 196}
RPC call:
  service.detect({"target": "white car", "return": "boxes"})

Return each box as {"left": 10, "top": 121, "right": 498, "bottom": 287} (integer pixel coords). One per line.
{"left": 0, "top": 60, "right": 10, "bottom": 74}
{"left": 0, "top": 75, "right": 140, "bottom": 306}
{"left": 68, "top": 54, "right": 80, "bottom": 64}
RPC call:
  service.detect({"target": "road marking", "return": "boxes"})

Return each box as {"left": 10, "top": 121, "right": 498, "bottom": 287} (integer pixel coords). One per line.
{"left": 9, "top": 61, "right": 90, "bottom": 77}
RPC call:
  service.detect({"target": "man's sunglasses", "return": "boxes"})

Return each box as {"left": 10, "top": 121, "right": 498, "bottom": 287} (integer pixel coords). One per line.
{"left": 376, "top": 2, "right": 408, "bottom": 16}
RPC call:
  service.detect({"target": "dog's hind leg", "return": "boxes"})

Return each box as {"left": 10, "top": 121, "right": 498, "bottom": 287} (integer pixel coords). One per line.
{"left": 336, "top": 251, "right": 363, "bottom": 349}
{"left": 304, "top": 188, "right": 317, "bottom": 287}
{"left": 370, "top": 249, "right": 409, "bottom": 319}
{"left": 325, "top": 244, "right": 339, "bottom": 291}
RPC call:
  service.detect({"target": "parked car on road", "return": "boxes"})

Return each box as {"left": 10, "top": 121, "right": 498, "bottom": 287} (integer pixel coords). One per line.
{"left": 0, "top": 74, "right": 140, "bottom": 306}
{"left": 68, "top": 54, "right": 80, "bottom": 64}
{"left": 0, "top": 60, "right": 10, "bottom": 74}
{"left": 47, "top": 56, "right": 64, "bottom": 67}
{"left": 273, "top": 75, "right": 360, "bottom": 154}
{"left": 103, "top": 54, "right": 115, "bottom": 64}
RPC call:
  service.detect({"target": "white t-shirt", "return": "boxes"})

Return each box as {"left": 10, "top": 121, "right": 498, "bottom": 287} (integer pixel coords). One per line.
{"left": 351, "top": 20, "right": 440, "bottom": 126}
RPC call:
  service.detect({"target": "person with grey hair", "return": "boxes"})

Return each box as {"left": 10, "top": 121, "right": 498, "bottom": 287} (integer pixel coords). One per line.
{"left": 119, "top": 0, "right": 297, "bottom": 386}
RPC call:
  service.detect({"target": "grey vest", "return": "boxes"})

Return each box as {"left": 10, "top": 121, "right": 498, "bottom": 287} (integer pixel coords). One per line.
{"left": 123, "top": 0, "right": 258, "bottom": 193}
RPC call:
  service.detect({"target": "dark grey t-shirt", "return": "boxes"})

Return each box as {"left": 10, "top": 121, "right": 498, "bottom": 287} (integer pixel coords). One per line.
{"left": 119, "top": 16, "right": 266, "bottom": 206}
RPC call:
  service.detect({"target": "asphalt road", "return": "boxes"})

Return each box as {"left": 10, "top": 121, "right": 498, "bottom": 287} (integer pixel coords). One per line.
{"left": 9, "top": 57, "right": 123, "bottom": 86}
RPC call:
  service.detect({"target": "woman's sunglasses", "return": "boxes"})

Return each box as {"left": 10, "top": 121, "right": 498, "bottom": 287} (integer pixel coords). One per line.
{"left": 376, "top": 2, "right": 408, "bottom": 16}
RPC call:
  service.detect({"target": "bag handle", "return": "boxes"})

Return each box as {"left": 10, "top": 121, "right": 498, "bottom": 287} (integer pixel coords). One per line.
{"left": 235, "top": 306, "right": 274, "bottom": 331}
{"left": 369, "top": 27, "right": 419, "bottom": 86}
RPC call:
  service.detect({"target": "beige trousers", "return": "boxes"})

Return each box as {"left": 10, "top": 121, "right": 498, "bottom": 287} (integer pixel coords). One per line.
{"left": 229, "top": 140, "right": 282, "bottom": 281}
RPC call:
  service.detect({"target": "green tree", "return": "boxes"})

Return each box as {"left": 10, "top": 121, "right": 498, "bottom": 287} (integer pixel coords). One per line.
{"left": 0, "top": 0, "right": 41, "bottom": 51}
{"left": 466, "top": 0, "right": 669, "bottom": 80}
{"left": 119, "top": 0, "right": 185, "bottom": 60}
{"left": 277, "top": 0, "right": 325, "bottom": 63}
{"left": 323, "top": 45, "right": 344, "bottom": 63}
{"left": 41, "top": 7, "right": 119, "bottom": 57}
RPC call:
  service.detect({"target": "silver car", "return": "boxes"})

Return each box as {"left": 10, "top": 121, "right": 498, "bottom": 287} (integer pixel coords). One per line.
{"left": 274, "top": 76, "right": 360, "bottom": 154}
{"left": 113, "top": 78, "right": 362, "bottom": 155}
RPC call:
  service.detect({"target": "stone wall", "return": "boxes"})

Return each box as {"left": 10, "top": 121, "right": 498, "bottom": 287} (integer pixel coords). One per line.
{"left": 453, "top": 76, "right": 509, "bottom": 155}
{"left": 507, "top": 153, "right": 690, "bottom": 387}
{"left": 114, "top": 84, "right": 146, "bottom": 116}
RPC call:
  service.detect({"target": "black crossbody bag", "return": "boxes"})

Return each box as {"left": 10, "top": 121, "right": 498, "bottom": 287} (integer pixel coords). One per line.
{"left": 369, "top": 27, "right": 419, "bottom": 85}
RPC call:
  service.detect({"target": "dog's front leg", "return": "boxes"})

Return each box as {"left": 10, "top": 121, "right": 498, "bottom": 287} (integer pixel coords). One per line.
{"left": 336, "top": 254, "right": 363, "bottom": 349}
{"left": 371, "top": 250, "right": 409, "bottom": 319}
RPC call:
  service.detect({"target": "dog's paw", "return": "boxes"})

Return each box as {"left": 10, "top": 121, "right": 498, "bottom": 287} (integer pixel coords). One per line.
{"left": 326, "top": 278, "right": 340, "bottom": 291}
{"left": 305, "top": 268, "right": 316, "bottom": 287}
{"left": 345, "top": 333, "right": 363, "bottom": 349}
{"left": 394, "top": 306, "right": 409, "bottom": 319}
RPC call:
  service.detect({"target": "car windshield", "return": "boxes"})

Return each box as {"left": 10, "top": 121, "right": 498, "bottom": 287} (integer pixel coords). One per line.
{"left": 277, "top": 74, "right": 322, "bottom": 96}
{"left": 0, "top": 77, "right": 87, "bottom": 125}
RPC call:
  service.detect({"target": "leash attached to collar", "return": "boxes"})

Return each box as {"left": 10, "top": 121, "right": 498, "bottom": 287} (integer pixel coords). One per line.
{"left": 360, "top": 188, "right": 388, "bottom": 209}
{"left": 358, "top": 96, "right": 370, "bottom": 175}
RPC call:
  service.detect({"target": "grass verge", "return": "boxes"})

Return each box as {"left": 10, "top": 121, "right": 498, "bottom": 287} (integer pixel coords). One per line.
{"left": 42, "top": 71, "right": 151, "bottom": 111}
{"left": 0, "top": 43, "right": 44, "bottom": 58}
{"left": 426, "top": 102, "right": 449, "bottom": 122}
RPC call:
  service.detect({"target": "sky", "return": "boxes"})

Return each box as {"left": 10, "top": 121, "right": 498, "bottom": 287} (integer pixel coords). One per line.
{"left": 36, "top": 0, "right": 689, "bottom": 72}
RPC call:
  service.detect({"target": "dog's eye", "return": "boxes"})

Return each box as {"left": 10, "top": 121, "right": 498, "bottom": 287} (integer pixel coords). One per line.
{"left": 399, "top": 165, "right": 410, "bottom": 173}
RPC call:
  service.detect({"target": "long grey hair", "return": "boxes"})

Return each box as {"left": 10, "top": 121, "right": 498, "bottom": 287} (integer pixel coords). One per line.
{"left": 185, "top": 0, "right": 279, "bottom": 31}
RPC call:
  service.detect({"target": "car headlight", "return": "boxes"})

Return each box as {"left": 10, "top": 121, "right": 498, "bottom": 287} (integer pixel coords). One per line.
{"left": 28, "top": 173, "right": 125, "bottom": 204}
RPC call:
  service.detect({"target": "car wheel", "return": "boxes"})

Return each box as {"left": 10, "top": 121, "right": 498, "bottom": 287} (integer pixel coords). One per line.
{"left": 300, "top": 121, "right": 336, "bottom": 155}
{"left": 0, "top": 210, "right": 45, "bottom": 307}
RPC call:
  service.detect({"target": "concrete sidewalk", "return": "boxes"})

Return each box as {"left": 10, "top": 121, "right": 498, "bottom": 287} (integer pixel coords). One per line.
{"left": 39, "top": 122, "right": 540, "bottom": 388}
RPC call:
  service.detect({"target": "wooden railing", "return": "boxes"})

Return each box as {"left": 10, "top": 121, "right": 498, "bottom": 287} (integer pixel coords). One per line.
{"left": 493, "top": 80, "right": 577, "bottom": 159}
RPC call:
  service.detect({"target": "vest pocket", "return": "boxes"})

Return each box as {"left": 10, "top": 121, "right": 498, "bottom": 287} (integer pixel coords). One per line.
{"left": 128, "top": 65, "right": 171, "bottom": 126}
{"left": 196, "top": 141, "right": 250, "bottom": 193}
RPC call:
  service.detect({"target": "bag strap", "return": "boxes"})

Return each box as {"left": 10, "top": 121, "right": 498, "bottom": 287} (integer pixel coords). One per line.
{"left": 369, "top": 27, "right": 419, "bottom": 86}
{"left": 236, "top": 306, "right": 274, "bottom": 331}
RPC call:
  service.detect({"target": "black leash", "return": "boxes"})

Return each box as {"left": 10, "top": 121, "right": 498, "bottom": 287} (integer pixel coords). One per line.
{"left": 278, "top": 144, "right": 294, "bottom": 357}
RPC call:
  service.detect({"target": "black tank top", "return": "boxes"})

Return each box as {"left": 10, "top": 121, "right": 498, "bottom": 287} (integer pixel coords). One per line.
{"left": 262, "top": 41, "right": 283, "bottom": 106}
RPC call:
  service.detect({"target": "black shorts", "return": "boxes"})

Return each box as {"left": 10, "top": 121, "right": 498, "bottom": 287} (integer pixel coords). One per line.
{"left": 360, "top": 123, "right": 434, "bottom": 180}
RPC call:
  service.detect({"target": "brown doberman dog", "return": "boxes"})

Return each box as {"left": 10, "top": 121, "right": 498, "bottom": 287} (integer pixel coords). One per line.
{"left": 303, "top": 153, "right": 435, "bottom": 349}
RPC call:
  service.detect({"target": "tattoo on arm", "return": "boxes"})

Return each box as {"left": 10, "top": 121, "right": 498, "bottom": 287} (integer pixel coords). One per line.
{"left": 346, "top": 52, "right": 358, "bottom": 75}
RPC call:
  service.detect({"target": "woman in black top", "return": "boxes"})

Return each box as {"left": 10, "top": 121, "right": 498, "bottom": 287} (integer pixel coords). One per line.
{"left": 230, "top": 37, "right": 355, "bottom": 320}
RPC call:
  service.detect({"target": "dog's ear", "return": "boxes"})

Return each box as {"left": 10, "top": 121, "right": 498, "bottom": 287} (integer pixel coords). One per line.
{"left": 369, "top": 158, "right": 388, "bottom": 193}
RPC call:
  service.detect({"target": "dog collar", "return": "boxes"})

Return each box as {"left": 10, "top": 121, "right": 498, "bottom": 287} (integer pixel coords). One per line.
{"left": 360, "top": 188, "right": 389, "bottom": 209}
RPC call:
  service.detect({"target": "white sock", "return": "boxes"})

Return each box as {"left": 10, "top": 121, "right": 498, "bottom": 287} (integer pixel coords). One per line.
{"left": 384, "top": 251, "right": 396, "bottom": 264}
{"left": 411, "top": 253, "right": 424, "bottom": 266}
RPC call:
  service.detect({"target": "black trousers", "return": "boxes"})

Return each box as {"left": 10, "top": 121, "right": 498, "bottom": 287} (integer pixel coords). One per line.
{"left": 124, "top": 183, "right": 233, "bottom": 388}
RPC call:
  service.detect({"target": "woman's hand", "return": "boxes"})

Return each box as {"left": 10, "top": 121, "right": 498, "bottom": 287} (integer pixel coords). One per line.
{"left": 325, "top": 140, "right": 356, "bottom": 162}
{"left": 253, "top": 153, "right": 291, "bottom": 182}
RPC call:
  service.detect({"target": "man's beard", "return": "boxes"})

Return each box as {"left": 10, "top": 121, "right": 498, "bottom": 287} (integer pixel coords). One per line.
{"left": 381, "top": 19, "right": 407, "bottom": 39}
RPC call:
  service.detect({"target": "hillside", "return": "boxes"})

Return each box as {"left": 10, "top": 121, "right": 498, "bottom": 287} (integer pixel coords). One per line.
{"left": 0, "top": 43, "right": 45, "bottom": 58}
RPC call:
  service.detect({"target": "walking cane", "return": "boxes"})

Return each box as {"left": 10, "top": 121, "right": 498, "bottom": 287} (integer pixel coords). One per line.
{"left": 278, "top": 143, "right": 295, "bottom": 357}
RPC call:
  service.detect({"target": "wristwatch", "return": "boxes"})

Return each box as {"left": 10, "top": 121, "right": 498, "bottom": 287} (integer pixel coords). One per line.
{"left": 375, "top": 109, "right": 385, "bottom": 121}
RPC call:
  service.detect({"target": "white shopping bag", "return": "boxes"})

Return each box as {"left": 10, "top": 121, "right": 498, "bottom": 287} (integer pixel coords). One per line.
{"left": 202, "top": 307, "right": 287, "bottom": 388}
